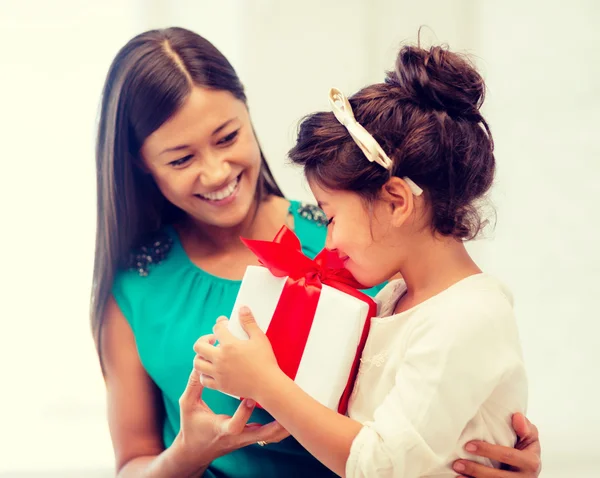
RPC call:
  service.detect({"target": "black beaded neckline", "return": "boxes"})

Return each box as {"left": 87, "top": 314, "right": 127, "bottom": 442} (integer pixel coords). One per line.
{"left": 128, "top": 202, "right": 327, "bottom": 277}
{"left": 296, "top": 202, "right": 328, "bottom": 227}
{"left": 127, "top": 231, "right": 173, "bottom": 277}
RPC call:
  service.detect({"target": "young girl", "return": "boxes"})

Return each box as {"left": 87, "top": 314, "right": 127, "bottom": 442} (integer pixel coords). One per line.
{"left": 95, "top": 26, "right": 539, "bottom": 477}
{"left": 193, "top": 43, "right": 530, "bottom": 477}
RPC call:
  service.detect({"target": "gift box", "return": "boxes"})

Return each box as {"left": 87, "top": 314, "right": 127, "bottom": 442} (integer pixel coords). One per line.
{"left": 228, "top": 226, "right": 377, "bottom": 414}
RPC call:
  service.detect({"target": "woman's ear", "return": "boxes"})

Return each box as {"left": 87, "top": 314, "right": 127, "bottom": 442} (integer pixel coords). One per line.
{"left": 380, "top": 177, "right": 416, "bottom": 227}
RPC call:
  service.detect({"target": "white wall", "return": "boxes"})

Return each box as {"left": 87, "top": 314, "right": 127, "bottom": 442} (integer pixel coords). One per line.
{"left": 1, "top": 0, "right": 598, "bottom": 475}
{"left": 476, "top": 0, "right": 600, "bottom": 471}
{"left": 0, "top": 0, "right": 145, "bottom": 474}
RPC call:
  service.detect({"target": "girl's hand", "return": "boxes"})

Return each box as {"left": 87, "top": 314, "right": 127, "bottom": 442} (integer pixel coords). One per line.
{"left": 193, "top": 306, "right": 282, "bottom": 400}
{"left": 452, "top": 413, "right": 541, "bottom": 477}
{"left": 175, "top": 363, "right": 289, "bottom": 469}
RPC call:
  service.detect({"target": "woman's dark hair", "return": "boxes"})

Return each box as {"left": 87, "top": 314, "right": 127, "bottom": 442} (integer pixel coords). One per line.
{"left": 289, "top": 43, "right": 495, "bottom": 241}
{"left": 92, "top": 27, "right": 283, "bottom": 364}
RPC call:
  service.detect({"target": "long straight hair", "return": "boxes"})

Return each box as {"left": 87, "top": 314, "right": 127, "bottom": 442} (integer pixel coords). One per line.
{"left": 92, "top": 27, "right": 283, "bottom": 366}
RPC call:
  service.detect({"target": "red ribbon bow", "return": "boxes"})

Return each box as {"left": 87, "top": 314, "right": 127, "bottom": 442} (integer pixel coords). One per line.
{"left": 242, "top": 225, "right": 376, "bottom": 414}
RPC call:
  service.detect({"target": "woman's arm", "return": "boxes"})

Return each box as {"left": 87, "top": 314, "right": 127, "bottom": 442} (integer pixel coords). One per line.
{"left": 453, "top": 413, "right": 541, "bottom": 478}
{"left": 102, "top": 296, "right": 207, "bottom": 477}
{"left": 103, "top": 297, "right": 288, "bottom": 477}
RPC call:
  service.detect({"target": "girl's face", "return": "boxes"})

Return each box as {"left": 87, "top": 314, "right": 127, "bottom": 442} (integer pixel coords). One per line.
{"left": 141, "top": 87, "right": 262, "bottom": 229}
{"left": 309, "top": 180, "right": 407, "bottom": 288}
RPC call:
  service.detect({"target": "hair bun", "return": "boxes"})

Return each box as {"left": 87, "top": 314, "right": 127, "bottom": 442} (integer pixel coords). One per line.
{"left": 386, "top": 45, "right": 485, "bottom": 120}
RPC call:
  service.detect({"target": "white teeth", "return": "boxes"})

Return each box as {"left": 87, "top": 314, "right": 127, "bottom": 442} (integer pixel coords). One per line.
{"left": 200, "top": 176, "right": 239, "bottom": 201}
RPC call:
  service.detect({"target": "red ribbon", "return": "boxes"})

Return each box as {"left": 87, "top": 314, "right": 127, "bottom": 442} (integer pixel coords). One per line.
{"left": 241, "top": 225, "right": 377, "bottom": 414}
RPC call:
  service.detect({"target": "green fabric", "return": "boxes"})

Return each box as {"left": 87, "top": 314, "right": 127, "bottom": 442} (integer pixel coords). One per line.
{"left": 113, "top": 200, "right": 384, "bottom": 478}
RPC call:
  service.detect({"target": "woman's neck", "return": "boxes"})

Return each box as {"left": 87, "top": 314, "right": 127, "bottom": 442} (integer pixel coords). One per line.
{"left": 394, "top": 234, "right": 481, "bottom": 314}
{"left": 181, "top": 195, "right": 289, "bottom": 255}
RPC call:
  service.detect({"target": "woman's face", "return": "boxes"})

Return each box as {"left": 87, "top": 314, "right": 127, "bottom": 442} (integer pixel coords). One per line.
{"left": 141, "top": 86, "right": 262, "bottom": 229}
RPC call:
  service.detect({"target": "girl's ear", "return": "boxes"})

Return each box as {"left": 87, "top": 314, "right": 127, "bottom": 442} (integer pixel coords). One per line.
{"left": 380, "top": 177, "right": 416, "bottom": 228}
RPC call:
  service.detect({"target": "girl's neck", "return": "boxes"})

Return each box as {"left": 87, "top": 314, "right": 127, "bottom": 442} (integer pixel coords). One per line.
{"left": 393, "top": 234, "right": 481, "bottom": 314}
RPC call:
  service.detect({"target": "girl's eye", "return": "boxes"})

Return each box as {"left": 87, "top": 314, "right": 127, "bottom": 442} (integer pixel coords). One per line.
{"left": 327, "top": 217, "right": 334, "bottom": 226}
{"left": 217, "top": 130, "right": 239, "bottom": 146}
{"left": 169, "top": 155, "right": 193, "bottom": 167}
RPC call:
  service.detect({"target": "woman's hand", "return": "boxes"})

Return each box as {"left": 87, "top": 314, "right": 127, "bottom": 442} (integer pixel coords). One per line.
{"left": 193, "top": 306, "right": 282, "bottom": 400}
{"left": 452, "top": 413, "right": 541, "bottom": 477}
{"left": 174, "top": 364, "right": 289, "bottom": 471}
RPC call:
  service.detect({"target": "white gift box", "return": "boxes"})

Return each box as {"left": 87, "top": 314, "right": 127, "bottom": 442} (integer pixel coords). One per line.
{"left": 228, "top": 265, "right": 374, "bottom": 411}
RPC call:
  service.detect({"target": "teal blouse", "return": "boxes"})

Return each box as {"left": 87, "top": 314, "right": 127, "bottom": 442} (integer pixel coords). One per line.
{"left": 113, "top": 200, "right": 384, "bottom": 478}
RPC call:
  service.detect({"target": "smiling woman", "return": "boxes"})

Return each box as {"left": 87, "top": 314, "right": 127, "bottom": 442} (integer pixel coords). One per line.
{"left": 92, "top": 27, "right": 285, "bottom": 350}
{"left": 92, "top": 26, "right": 366, "bottom": 478}
{"left": 140, "top": 87, "right": 264, "bottom": 228}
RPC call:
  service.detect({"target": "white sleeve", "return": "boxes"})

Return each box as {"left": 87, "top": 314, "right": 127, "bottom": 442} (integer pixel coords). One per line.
{"left": 346, "top": 304, "right": 518, "bottom": 478}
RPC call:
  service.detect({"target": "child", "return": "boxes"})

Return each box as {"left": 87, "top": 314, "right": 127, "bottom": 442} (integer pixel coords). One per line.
{"left": 192, "top": 43, "right": 528, "bottom": 477}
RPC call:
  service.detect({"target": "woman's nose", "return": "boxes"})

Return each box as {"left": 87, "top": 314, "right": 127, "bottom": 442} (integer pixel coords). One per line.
{"left": 199, "top": 153, "right": 232, "bottom": 188}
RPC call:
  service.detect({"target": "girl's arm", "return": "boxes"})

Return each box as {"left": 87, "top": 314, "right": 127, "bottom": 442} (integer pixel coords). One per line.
{"left": 257, "top": 370, "right": 361, "bottom": 476}
{"left": 195, "top": 311, "right": 360, "bottom": 476}
{"left": 196, "top": 306, "right": 525, "bottom": 478}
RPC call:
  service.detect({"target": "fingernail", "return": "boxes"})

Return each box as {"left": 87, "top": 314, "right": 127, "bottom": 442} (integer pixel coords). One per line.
{"left": 240, "top": 306, "right": 250, "bottom": 315}
{"left": 245, "top": 398, "right": 256, "bottom": 408}
{"left": 465, "top": 443, "right": 477, "bottom": 452}
{"left": 453, "top": 462, "right": 465, "bottom": 472}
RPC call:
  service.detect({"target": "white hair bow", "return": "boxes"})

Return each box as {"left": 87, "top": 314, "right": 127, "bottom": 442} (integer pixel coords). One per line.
{"left": 328, "top": 87, "right": 423, "bottom": 197}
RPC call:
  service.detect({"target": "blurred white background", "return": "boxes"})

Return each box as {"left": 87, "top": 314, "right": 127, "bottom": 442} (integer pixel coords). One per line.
{"left": 1, "top": 0, "right": 598, "bottom": 476}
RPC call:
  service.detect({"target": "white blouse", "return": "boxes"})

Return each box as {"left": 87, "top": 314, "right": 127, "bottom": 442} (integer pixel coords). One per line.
{"left": 346, "top": 274, "right": 528, "bottom": 478}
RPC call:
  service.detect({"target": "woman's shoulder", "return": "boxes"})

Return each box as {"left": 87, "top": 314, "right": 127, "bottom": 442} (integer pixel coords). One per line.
{"left": 288, "top": 199, "right": 328, "bottom": 259}
{"left": 112, "top": 226, "right": 186, "bottom": 299}
{"left": 110, "top": 227, "right": 179, "bottom": 328}
{"left": 123, "top": 227, "right": 176, "bottom": 278}
{"left": 289, "top": 199, "right": 329, "bottom": 228}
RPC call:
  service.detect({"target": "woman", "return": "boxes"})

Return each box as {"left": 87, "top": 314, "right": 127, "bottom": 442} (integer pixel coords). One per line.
{"left": 92, "top": 27, "right": 541, "bottom": 477}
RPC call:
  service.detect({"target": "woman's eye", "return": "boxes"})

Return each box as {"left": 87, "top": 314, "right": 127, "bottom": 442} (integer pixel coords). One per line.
{"left": 217, "top": 130, "right": 239, "bottom": 145}
{"left": 169, "top": 155, "right": 193, "bottom": 167}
